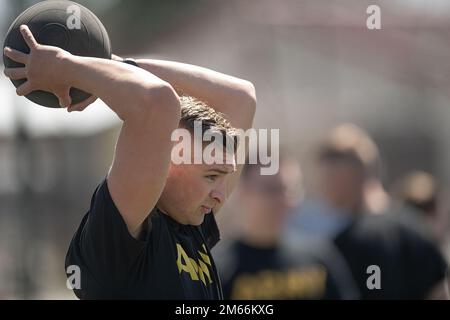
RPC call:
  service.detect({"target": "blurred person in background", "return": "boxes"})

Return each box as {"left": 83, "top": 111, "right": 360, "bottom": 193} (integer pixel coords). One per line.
{"left": 285, "top": 123, "right": 448, "bottom": 299}
{"left": 213, "top": 155, "right": 359, "bottom": 299}
{"left": 284, "top": 123, "right": 388, "bottom": 243}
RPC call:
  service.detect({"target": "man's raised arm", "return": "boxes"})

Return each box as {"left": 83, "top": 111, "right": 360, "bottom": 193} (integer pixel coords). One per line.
{"left": 132, "top": 58, "right": 256, "bottom": 131}
{"left": 3, "top": 26, "right": 181, "bottom": 237}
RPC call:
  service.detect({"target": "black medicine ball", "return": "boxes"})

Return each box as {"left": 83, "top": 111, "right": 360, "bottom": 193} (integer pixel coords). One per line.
{"left": 3, "top": 0, "right": 112, "bottom": 108}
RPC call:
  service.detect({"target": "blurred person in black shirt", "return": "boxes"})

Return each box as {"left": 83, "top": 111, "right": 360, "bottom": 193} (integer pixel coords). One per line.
{"left": 326, "top": 124, "right": 448, "bottom": 299}
{"left": 286, "top": 123, "right": 448, "bottom": 299}
{"left": 213, "top": 156, "right": 359, "bottom": 299}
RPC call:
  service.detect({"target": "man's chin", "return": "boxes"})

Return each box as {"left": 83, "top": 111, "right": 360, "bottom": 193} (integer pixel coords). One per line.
{"left": 189, "top": 213, "right": 206, "bottom": 226}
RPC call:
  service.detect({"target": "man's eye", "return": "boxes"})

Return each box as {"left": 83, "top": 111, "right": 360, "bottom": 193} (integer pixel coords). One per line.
{"left": 206, "top": 175, "right": 218, "bottom": 181}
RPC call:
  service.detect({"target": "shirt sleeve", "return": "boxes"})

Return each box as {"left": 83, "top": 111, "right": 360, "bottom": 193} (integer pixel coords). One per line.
{"left": 65, "top": 178, "right": 150, "bottom": 298}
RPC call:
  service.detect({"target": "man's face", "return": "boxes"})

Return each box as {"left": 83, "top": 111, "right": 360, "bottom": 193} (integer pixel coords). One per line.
{"left": 318, "top": 160, "right": 365, "bottom": 213}
{"left": 157, "top": 150, "right": 236, "bottom": 225}
{"left": 241, "top": 160, "right": 303, "bottom": 229}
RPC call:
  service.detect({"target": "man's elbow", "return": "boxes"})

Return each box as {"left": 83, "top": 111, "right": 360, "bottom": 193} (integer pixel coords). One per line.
{"left": 141, "top": 82, "right": 181, "bottom": 122}
{"left": 239, "top": 80, "right": 257, "bottom": 114}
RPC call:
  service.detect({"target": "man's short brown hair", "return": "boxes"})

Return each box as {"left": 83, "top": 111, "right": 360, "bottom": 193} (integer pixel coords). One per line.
{"left": 179, "top": 96, "right": 238, "bottom": 152}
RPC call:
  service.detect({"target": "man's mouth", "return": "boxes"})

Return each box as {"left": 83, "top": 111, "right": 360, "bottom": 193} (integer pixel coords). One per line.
{"left": 201, "top": 206, "right": 212, "bottom": 214}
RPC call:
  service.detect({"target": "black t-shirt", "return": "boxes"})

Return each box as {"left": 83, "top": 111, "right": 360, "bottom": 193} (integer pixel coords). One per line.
{"left": 213, "top": 239, "right": 359, "bottom": 300}
{"left": 334, "top": 213, "right": 448, "bottom": 299}
{"left": 65, "top": 178, "right": 223, "bottom": 299}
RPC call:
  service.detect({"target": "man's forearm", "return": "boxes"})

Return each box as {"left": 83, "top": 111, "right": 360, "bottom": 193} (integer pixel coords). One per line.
{"left": 134, "top": 59, "right": 256, "bottom": 130}
{"left": 63, "top": 55, "right": 175, "bottom": 120}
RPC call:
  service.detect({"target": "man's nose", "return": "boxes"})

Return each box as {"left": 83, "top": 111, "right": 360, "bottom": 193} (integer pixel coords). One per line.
{"left": 210, "top": 183, "right": 226, "bottom": 205}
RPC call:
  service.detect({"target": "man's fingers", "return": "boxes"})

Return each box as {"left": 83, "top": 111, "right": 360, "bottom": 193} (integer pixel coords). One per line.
{"left": 59, "top": 96, "right": 72, "bottom": 109}
{"left": 56, "top": 88, "right": 72, "bottom": 108}
{"left": 19, "top": 25, "right": 38, "bottom": 50}
{"left": 68, "top": 95, "right": 97, "bottom": 112}
{"left": 4, "top": 67, "right": 27, "bottom": 80}
{"left": 3, "top": 47, "right": 28, "bottom": 64}
{"left": 16, "top": 81, "right": 33, "bottom": 96}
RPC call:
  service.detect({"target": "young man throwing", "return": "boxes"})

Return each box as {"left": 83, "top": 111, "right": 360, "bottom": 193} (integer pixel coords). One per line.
{"left": 3, "top": 25, "right": 256, "bottom": 299}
